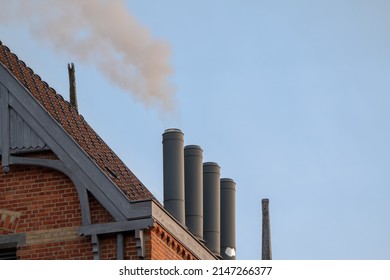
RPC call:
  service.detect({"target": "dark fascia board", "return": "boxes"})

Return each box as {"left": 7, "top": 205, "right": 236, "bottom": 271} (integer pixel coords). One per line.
{"left": 0, "top": 63, "right": 140, "bottom": 222}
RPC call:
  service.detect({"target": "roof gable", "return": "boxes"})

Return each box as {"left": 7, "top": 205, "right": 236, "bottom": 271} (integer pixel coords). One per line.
{"left": 0, "top": 41, "right": 154, "bottom": 203}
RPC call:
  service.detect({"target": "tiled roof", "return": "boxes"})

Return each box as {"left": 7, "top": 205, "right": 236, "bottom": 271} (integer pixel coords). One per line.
{"left": 0, "top": 41, "right": 154, "bottom": 202}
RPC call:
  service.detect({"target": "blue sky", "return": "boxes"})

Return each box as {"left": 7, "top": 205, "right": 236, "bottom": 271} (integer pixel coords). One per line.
{"left": 1, "top": 0, "right": 390, "bottom": 259}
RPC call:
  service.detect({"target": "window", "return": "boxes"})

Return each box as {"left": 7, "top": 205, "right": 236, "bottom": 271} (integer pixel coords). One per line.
{"left": 0, "top": 244, "right": 17, "bottom": 260}
{"left": 0, "top": 233, "right": 26, "bottom": 260}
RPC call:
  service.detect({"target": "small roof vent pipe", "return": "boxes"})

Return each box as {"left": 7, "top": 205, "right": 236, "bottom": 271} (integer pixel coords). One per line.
{"left": 162, "top": 128, "right": 185, "bottom": 225}
{"left": 220, "top": 178, "right": 236, "bottom": 260}
{"left": 262, "top": 198, "right": 272, "bottom": 260}
{"left": 68, "top": 63, "right": 78, "bottom": 112}
{"left": 203, "top": 162, "right": 221, "bottom": 257}
{"left": 184, "top": 145, "right": 204, "bottom": 240}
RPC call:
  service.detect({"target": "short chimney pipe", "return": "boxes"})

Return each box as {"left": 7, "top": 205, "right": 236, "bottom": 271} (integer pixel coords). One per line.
{"left": 203, "top": 162, "right": 221, "bottom": 256}
{"left": 162, "top": 128, "right": 185, "bottom": 225}
{"left": 184, "top": 145, "right": 204, "bottom": 240}
{"left": 220, "top": 178, "right": 236, "bottom": 260}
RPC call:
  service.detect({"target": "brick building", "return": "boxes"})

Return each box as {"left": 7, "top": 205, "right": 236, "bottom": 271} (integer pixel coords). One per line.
{"left": 0, "top": 41, "right": 236, "bottom": 260}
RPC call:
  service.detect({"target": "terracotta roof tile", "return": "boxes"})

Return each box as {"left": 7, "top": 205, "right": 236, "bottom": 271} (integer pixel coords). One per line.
{"left": 0, "top": 41, "right": 154, "bottom": 202}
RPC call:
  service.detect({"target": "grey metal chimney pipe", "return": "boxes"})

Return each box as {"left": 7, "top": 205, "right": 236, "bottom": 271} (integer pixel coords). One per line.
{"left": 184, "top": 145, "right": 204, "bottom": 240}
{"left": 220, "top": 178, "right": 236, "bottom": 260}
{"left": 262, "top": 198, "right": 272, "bottom": 260}
{"left": 162, "top": 128, "right": 185, "bottom": 225}
{"left": 203, "top": 162, "right": 221, "bottom": 256}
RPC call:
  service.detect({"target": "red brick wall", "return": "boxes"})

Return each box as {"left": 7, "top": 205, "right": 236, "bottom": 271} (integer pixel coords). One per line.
{"left": 88, "top": 192, "right": 115, "bottom": 224}
{"left": 148, "top": 224, "right": 198, "bottom": 260}
{"left": 99, "top": 233, "right": 117, "bottom": 260}
{"left": 96, "top": 227, "right": 199, "bottom": 260}
{"left": 18, "top": 239, "right": 93, "bottom": 259}
{"left": 0, "top": 165, "right": 81, "bottom": 231}
{"left": 0, "top": 162, "right": 94, "bottom": 259}
{"left": 124, "top": 233, "right": 139, "bottom": 260}
{"left": 1, "top": 153, "right": 202, "bottom": 260}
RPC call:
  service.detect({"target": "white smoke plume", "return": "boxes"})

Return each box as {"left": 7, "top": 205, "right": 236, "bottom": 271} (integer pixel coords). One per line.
{"left": 0, "top": 0, "right": 175, "bottom": 112}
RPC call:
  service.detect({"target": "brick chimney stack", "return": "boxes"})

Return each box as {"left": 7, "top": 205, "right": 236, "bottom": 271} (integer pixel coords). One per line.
{"left": 262, "top": 198, "right": 272, "bottom": 260}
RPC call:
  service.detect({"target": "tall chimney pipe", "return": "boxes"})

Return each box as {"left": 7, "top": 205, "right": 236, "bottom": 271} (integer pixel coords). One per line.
{"left": 220, "top": 178, "right": 236, "bottom": 260}
{"left": 203, "top": 162, "right": 221, "bottom": 256}
{"left": 184, "top": 145, "right": 204, "bottom": 240}
{"left": 162, "top": 128, "right": 185, "bottom": 225}
{"left": 68, "top": 63, "right": 78, "bottom": 112}
{"left": 262, "top": 198, "right": 272, "bottom": 260}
